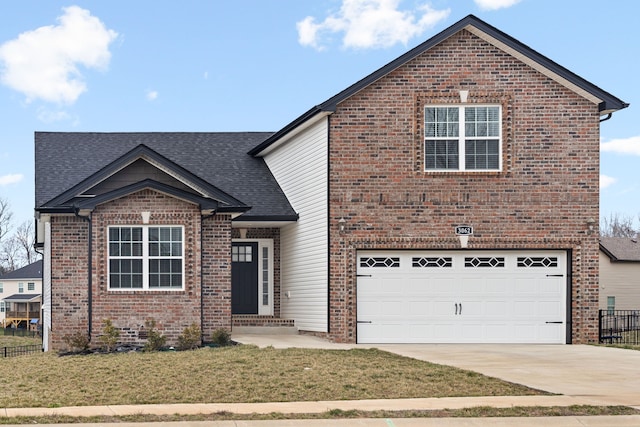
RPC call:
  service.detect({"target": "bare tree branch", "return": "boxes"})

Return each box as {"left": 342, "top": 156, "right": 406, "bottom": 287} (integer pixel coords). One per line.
{"left": 0, "top": 197, "right": 12, "bottom": 243}
{"left": 600, "top": 212, "right": 639, "bottom": 238}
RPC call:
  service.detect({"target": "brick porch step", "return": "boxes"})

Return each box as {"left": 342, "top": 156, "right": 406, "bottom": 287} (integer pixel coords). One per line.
{"left": 231, "top": 315, "right": 297, "bottom": 335}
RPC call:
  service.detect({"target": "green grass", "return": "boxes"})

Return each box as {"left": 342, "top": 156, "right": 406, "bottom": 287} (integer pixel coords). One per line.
{"left": 0, "top": 345, "right": 547, "bottom": 409}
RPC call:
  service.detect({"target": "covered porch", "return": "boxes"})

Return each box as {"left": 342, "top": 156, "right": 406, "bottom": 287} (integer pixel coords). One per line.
{"left": 2, "top": 294, "right": 41, "bottom": 330}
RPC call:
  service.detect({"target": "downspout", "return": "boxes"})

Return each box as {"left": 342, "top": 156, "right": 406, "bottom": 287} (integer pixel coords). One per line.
{"left": 599, "top": 113, "right": 612, "bottom": 123}
{"left": 74, "top": 208, "right": 93, "bottom": 342}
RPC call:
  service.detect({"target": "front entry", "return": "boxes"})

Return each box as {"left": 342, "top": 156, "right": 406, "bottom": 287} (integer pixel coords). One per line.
{"left": 231, "top": 242, "right": 258, "bottom": 314}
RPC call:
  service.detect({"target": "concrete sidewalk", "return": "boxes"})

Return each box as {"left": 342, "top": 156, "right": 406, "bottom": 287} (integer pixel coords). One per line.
{"left": 0, "top": 395, "right": 611, "bottom": 417}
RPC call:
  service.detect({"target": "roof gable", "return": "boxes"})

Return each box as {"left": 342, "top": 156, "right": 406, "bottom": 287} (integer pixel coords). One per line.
{"left": 42, "top": 144, "right": 247, "bottom": 213}
{"left": 249, "top": 14, "right": 628, "bottom": 156}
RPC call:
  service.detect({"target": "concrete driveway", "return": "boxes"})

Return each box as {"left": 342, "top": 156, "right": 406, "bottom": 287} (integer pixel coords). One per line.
{"left": 233, "top": 334, "right": 640, "bottom": 408}
{"left": 375, "top": 344, "right": 640, "bottom": 408}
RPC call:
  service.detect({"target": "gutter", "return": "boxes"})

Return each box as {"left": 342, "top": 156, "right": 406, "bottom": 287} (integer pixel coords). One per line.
{"left": 74, "top": 207, "right": 93, "bottom": 342}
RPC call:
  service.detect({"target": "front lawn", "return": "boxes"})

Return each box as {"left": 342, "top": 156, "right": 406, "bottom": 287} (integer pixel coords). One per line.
{"left": 0, "top": 345, "right": 546, "bottom": 408}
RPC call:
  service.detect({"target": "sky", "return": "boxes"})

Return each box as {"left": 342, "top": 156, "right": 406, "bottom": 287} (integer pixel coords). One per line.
{"left": 0, "top": 0, "right": 638, "bottom": 232}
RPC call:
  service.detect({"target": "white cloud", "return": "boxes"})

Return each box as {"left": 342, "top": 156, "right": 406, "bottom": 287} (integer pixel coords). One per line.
{"left": 600, "top": 174, "right": 617, "bottom": 189}
{"left": 474, "top": 0, "right": 522, "bottom": 10}
{"left": 0, "top": 6, "right": 118, "bottom": 105}
{"left": 601, "top": 135, "right": 640, "bottom": 156}
{"left": 146, "top": 90, "right": 159, "bottom": 101}
{"left": 36, "top": 107, "right": 74, "bottom": 123}
{"left": 0, "top": 174, "right": 23, "bottom": 186}
{"left": 297, "top": 0, "right": 450, "bottom": 50}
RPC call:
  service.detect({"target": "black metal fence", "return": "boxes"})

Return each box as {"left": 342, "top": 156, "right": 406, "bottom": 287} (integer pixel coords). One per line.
{"left": 1, "top": 344, "right": 42, "bottom": 358}
{"left": 599, "top": 310, "right": 640, "bottom": 345}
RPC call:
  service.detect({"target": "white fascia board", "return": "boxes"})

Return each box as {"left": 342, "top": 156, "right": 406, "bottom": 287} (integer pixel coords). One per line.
{"left": 256, "top": 111, "right": 332, "bottom": 157}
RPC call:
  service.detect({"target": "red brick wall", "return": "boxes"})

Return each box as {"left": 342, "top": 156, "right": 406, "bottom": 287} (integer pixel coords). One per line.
{"left": 201, "top": 214, "right": 232, "bottom": 338}
{"left": 328, "top": 30, "right": 600, "bottom": 343}
{"left": 50, "top": 215, "right": 90, "bottom": 350}
{"left": 50, "top": 189, "right": 233, "bottom": 350}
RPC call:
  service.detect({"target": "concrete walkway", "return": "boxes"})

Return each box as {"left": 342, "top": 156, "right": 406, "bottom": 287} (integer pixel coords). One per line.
{"left": 2, "top": 334, "right": 640, "bottom": 426}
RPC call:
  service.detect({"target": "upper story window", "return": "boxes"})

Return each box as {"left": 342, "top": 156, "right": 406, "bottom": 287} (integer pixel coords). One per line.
{"left": 0, "top": 283, "right": 3, "bottom": 293}
{"left": 424, "top": 105, "right": 501, "bottom": 171}
{"left": 28, "top": 282, "right": 35, "bottom": 291}
{"left": 18, "top": 283, "right": 24, "bottom": 293}
{"left": 108, "top": 226, "right": 184, "bottom": 291}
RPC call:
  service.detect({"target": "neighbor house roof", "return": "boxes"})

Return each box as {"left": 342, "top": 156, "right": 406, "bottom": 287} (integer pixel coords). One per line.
{"left": 600, "top": 237, "right": 640, "bottom": 262}
{"left": 249, "top": 14, "right": 628, "bottom": 156}
{"left": 35, "top": 132, "right": 297, "bottom": 221}
{"left": 1, "top": 294, "right": 41, "bottom": 303}
{"left": 0, "top": 260, "right": 42, "bottom": 280}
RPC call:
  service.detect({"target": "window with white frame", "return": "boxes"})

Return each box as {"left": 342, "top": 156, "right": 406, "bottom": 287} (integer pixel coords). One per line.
{"left": 0, "top": 301, "right": 4, "bottom": 312}
{"left": 18, "top": 283, "right": 24, "bottom": 293}
{"left": 424, "top": 105, "right": 501, "bottom": 171}
{"left": 28, "top": 282, "right": 35, "bottom": 291}
{"left": 108, "top": 226, "right": 184, "bottom": 290}
{"left": 0, "top": 282, "right": 3, "bottom": 293}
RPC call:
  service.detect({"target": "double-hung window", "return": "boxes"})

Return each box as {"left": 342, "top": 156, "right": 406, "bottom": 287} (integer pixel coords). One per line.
{"left": 108, "top": 226, "right": 184, "bottom": 290}
{"left": 424, "top": 105, "right": 501, "bottom": 171}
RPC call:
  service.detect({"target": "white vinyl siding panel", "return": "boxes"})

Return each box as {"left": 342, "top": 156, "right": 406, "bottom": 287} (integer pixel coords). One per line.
{"left": 599, "top": 252, "right": 640, "bottom": 310}
{"left": 264, "top": 118, "right": 328, "bottom": 332}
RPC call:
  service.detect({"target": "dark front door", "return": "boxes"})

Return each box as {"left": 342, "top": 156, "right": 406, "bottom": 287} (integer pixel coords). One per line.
{"left": 231, "top": 242, "right": 258, "bottom": 314}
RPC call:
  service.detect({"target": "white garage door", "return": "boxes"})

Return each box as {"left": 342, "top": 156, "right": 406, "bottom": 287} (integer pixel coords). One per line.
{"left": 357, "top": 250, "right": 567, "bottom": 344}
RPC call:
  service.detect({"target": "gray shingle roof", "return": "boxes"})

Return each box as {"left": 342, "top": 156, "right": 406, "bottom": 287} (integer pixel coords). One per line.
{"left": 600, "top": 237, "right": 640, "bottom": 262}
{"left": 35, "top": 132, "right": 297, "bottom": 220}
{"left": 0, "top": 260, "right": 42, "bottom": 280}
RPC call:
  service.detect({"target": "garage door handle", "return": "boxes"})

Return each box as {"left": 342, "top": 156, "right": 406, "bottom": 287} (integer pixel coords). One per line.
{"left": 357, "top": 274, "right": 372, "bottom": 277}
{"left": 546, "top": 321, "right": 563, "bottom": 324}
{"left": 357, "top": 320, "right": 372, "bottom": 324}
{"left": 546, "top": 274, "right": 564, "bottom": 277}
{"left": 455, "top": 303, "right": 462, "bottom": 315}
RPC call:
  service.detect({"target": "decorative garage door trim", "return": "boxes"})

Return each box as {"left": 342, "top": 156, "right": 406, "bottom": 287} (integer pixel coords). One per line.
{"left": 356, "top": 250, "right": 568, "bottom": 344}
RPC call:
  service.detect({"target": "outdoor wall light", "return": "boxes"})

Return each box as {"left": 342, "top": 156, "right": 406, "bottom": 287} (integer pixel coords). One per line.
{"left": 587, "top": 218, "right": 596, "bottom": 234}
{"left": 338, "top": 217, "right": 346, "bottom": 233}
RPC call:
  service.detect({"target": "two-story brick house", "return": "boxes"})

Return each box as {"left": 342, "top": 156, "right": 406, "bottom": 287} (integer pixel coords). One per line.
{"left": 35, "top": 15, "right": 627, "bottom": 351}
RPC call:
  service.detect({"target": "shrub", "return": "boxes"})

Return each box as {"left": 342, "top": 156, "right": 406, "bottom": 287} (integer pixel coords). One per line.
{"left": 210, "top": 328, "right": 232, "bottom": 346}
{"left": 98, "top": 318, "right": 120, "bottom": 352}
{"left": 62, "top": 331, "right": 90, "bottom": 353}
{"left": 143, "top": 319, "right": 166, "bottom": 352}
{"left": 177, "top": 323, "right": 201, "bottom": 350}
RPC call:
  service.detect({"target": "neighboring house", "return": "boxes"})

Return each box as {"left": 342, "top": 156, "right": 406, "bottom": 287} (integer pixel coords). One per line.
{"left": 35, "top": 15, "right": 628, "bottom": 351}
{"left": 600, "top": 237, "right": 640, "bottom": 311}
{"left": 0, "top": 260, "right": 43, "bottom": 329}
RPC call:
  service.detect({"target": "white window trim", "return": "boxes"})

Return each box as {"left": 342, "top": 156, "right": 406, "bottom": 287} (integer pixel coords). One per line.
{"left": 424, "top": 104, "right": 502, "bottom": 172}
{"left": 18, "top": 283, "right": 24, "bottom": 293}
{"left": 108, "top": 225, "right": 185, "bottom": 291}
{"left": 233, "top": 238, "right": 274, "bottom": 316}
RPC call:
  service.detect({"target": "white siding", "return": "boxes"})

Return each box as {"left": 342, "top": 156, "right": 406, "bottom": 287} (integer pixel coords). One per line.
{"left": 264, "top": 118, "right": 328, "bottom": 332}
{"left": 599, "top": 252, "right": 640, "bottom": 310}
